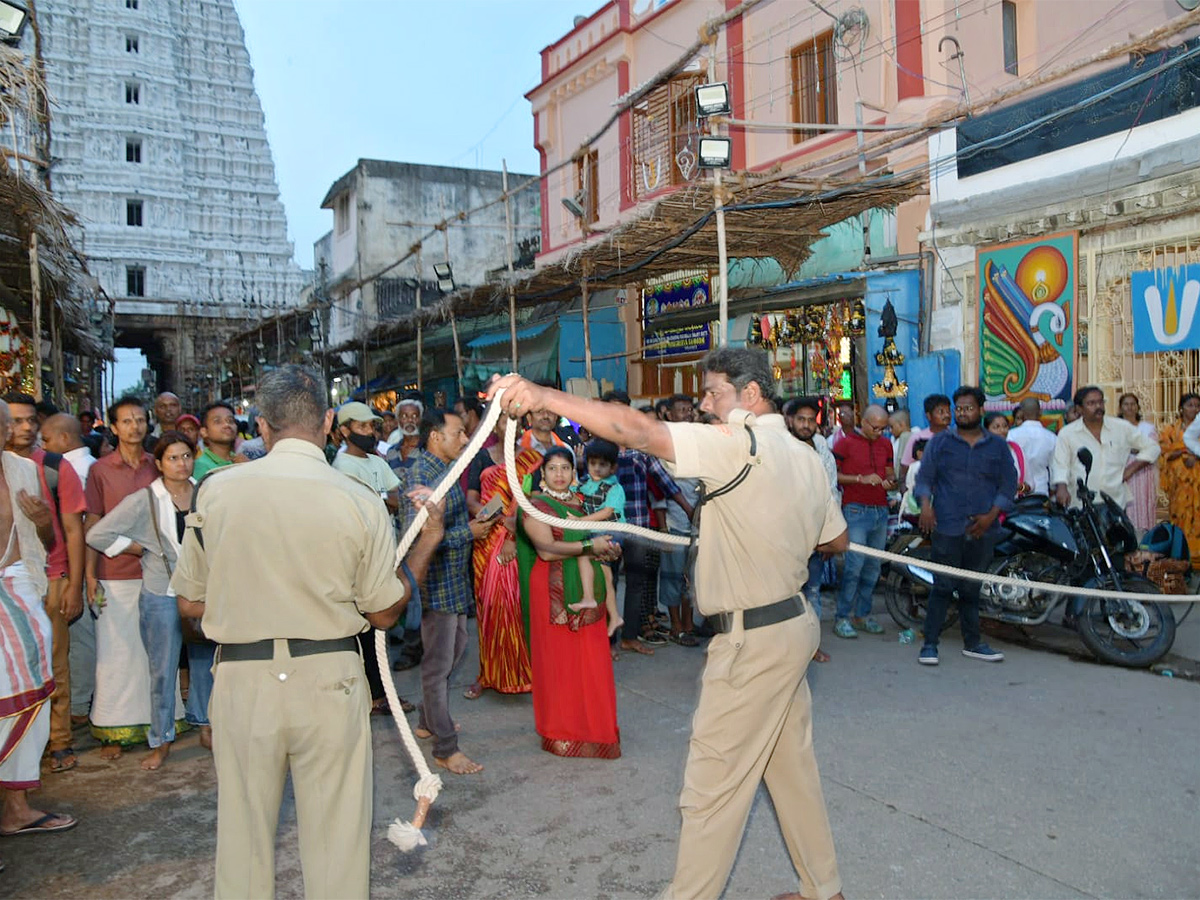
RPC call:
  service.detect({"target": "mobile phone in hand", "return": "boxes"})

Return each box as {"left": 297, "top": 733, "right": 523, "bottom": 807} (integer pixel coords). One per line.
{"left": 476, "top": 495, "right": 505, "bottom": 522}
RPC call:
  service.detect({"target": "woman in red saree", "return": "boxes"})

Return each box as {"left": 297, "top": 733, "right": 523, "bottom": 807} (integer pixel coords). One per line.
{"left": 518, "top": 447, "right": 622, "bottom": 759}
{"left": 464, "top": 444, "right": 542, "bottom": 698}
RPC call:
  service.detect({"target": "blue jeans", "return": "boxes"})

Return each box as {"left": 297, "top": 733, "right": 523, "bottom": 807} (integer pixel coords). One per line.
{"left": 185, "top": 641, "right": 216, "bottom": 726}
{"left": 138, "top": 589, "right": 183, "bottom": 747}
{"left": 804, "top": 552, "right": 824, "bottom": 619}
{"left": 836, "top": 503, "right": 889, "bottom": 620}
{"left": 922, "top": 531, "right": 998, "bottom": 651}
{"left": 658, "top": 531, "right": 688, "bottom": 608}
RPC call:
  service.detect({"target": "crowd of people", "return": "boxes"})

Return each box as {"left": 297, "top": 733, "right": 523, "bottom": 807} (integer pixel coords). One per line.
{"left": 1, "top": 363, "right": 1195, "bottom": 891}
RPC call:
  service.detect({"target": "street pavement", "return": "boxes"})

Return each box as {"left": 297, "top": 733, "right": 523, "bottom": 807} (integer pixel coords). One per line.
{"left": 4, "top": 606, "right": 1198, "bottom": 899}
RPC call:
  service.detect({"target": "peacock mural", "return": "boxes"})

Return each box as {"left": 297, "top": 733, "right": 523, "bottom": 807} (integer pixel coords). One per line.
{"left": 978, "top": 233, "right": 1077, "bottom": 411}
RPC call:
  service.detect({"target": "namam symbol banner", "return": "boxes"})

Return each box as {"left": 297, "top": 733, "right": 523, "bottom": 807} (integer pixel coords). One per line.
{"left": 977, "top": 232, "right": 1078, "bottom": 413}
{"left": 1129, "top": 265, "right": 1200, "bottom": 353}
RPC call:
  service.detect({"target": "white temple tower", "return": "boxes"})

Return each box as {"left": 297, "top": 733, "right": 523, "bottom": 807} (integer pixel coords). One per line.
{"left": 34, "top": 0, "right": 303, "bottom": 349}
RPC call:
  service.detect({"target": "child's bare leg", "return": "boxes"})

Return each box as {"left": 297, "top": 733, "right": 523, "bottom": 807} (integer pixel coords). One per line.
{"left": 602, "top": 564, "right": 622, "bottom": 636}
{"left": 576, "top": 556, "right": 598, "bottom": 609}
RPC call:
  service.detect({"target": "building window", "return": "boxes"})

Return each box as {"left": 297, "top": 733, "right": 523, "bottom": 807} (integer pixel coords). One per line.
{"left": 126, "top": 266, "right": 146, "bottom": 297}
{"left": 126, "top": 138, "right": 142, "bottom": 163}
{"left": 126, "top": 35, "right": 139, "bottom": 53}
{"left": 1002, "top": 1, "right": 1019, "bottom": 75}
{"left": 630, "top": 74, "right": 703, "bottom": 201}
{"left": 790, "top": 31, "right": 837, "bottom": 142}
{"left": 125, "top": 82, "right": 140, "bottom": 105}
{"left": 574, "top": 149, "right": 599, "bottom": 225}
{"left": 335, "top": 194, "right": 350, "bottom": 235}
{"left": 126, "top": 199, "right": 143, "bottom": 227}
{"left": 126, "top": 0, "right": 139, "bottom": 9}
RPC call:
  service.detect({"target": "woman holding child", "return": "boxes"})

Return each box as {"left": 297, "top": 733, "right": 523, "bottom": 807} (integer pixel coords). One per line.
{"left": 517, "top": 446, "right": 623, "bottom": 759}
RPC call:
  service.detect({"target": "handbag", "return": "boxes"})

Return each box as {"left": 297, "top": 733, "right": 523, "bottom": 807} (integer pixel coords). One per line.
{"left": 147, "top": 486, "right": 207, "bottom": 644}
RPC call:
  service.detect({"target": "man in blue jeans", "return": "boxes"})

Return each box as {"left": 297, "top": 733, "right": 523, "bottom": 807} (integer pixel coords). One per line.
{"left": 914, "top": 385, "right": 1017, "bottom": 665}
{"left": 831, "top": 405, "right": 895, "bottom": 639}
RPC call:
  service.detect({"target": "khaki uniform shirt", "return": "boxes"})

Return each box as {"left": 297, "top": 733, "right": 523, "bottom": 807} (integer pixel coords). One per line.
{"left": 664, "top": 411, "right": 847, "bottom": 617}
{"left": 170, "top": 438, "right": 403, "bottom": 643}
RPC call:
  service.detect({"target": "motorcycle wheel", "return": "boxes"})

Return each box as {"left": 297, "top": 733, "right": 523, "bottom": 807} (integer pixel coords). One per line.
{"left": 883, "top": 535, "right": 958, "bottom": 633}
{"left": 1076, "top": 574, "right": 1177, "bottom": 668}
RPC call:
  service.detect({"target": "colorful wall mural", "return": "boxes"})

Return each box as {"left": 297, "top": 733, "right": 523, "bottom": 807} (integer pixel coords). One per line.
{"left": 977, "top": 232, "right": 1078, "bottom": 413}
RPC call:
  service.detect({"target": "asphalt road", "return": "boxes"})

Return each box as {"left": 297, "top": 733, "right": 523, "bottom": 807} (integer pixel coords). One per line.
{"left": 5, "top": 614, "right": 1198, "bottom": 899}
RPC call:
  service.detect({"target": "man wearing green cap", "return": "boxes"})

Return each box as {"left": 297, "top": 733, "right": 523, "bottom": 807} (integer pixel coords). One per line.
{"left": 332, "top": 402, "right": 401, "bottom": 515}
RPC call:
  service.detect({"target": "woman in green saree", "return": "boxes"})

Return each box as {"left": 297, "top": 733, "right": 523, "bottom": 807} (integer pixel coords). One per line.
{"left": 517, "top": 447, "right": 622, "bottom": 758}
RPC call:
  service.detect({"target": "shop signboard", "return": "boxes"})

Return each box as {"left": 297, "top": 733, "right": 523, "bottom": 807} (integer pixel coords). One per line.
{"left": 643, "top": 275, "right": 710, "bottom": 321}
{"left": 1129, "top": 265, "right": 1200, "bottom": 353}
{"left": 644, "top": 322, "right": 712, "bottom": 359}
{"left": 977, "top": 232, "right": 1077, "bottom": 411}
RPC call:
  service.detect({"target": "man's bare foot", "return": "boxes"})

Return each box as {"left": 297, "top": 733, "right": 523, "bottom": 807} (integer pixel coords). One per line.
{"left": 140, "top": 744, "right": 170, "bottom": 771}
{"left": 99, "top": 744, "right": 122, "bottom": 760}
{"left": 414, "top": 723, "right": 460, "bottom": 739}
{"left": 434, "top": 751, "right": 483, "bottom": 775}
{"left": 607, "top": 615, "right": 624, "bottom": 637}
{"left": 619, "top": 638, "right": 653, "bottom": 656}
{"left": 813, "top": 648, "right": 830, "bottom": 663}
{"left": 463, "top": 682, "right": 482, "bottom": 700}
{"left": 199, "top": 725, "right": 213, "bottom": 750}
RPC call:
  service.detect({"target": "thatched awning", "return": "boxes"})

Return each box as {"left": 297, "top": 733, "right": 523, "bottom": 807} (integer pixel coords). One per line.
{"left": 0, "top": 45, "right": 108, "bottom": 360}
{"left": 335, "top": 167, "right": 924, "bottom": 353}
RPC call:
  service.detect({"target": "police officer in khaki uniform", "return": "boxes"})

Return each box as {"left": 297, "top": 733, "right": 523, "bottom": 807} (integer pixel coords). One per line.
{"left": 489, "top": 347, "right": 849, "bottom": 900}
{"left": 172, "top": 366, "right": 445, "bottom": 899}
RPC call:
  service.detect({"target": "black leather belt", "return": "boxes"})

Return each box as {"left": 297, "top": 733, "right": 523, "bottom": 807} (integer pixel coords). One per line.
{"left": 712, "top": 595, "right": 807, "bottom": 634}
{"left": 218, "top": 636, "right": 358, "bottom": 662}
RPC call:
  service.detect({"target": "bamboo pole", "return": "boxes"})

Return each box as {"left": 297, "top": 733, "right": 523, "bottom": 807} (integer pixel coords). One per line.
{"left": 580, "top": 267, "right": 594, "bottom": 389}
{"left": 29, "top": 232, "right": 42, "bottom": 398}
{"left": 502, "top": 160, "right": 518, "bottom": 371}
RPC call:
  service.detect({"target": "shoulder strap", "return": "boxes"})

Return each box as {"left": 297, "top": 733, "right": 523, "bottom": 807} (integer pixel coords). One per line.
{"left": 685, "top": 424, "right": 757, "bottom": 571}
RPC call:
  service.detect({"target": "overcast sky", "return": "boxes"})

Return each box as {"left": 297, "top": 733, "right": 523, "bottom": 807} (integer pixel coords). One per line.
{"left": 235, "top": 0, "right": 574, "bottom": 269}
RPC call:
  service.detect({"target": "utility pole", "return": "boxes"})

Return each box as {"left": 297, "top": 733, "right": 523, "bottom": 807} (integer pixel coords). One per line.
{"left": 502, "top": 160, "right": 519, "bottom": 371}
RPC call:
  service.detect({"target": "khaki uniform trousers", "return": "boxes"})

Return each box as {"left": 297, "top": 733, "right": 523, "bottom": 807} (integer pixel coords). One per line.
{"left": 666, "top": 606, "right": 842, "bottom": 900}
{"left": 43, "top": 577, "right": 71, "bottom": 753}
{"left": 211, "top": 642, "right": 372, "bottom": 900}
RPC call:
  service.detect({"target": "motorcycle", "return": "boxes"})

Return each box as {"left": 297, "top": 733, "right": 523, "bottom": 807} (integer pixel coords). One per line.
{"left": 884, "top": 447, "right": 1176, "bottom": 668}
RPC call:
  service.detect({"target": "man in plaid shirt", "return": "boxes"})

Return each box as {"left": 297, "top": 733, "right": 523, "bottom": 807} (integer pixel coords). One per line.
{"left": 604, "top": 393, "right": 694, "bottom": 654}
{"left": 409, "top": 409, "right": 490, "bottom": 775}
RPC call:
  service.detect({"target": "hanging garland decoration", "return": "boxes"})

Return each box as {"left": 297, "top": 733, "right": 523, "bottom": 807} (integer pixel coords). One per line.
{"left": 0, "top": 307, "right": 29, "bottom": 390}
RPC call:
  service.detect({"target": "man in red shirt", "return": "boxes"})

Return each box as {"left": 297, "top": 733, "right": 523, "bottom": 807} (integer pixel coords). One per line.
{"left": 3, "top": 394, "right": 86, "bottom": 774}
{"left": 83, "top": 396, "right": 159, "bottom": 759}
{"left": 832, "top": 405, "right": 895, "bottom": 639}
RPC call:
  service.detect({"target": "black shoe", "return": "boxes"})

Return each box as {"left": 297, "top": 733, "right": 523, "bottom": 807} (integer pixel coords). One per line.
{"left": 391, "top": 655, "right": 421, "bottom": 672}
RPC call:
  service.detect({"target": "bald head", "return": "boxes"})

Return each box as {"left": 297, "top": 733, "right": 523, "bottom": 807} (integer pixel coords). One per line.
{"left": 41, "top": 412, "right": 84, "bottom": 454}
{"left": 862, "top": 405, "right": 889, "bottom": 428}
{"left": 1018, "top": 397, "right": 1042, "bottom": 420}
{"left": 154, "top": 391, "right": 182, "bottom": 427}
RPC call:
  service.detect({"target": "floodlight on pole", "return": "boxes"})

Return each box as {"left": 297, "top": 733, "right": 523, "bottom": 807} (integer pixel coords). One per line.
{"left": 695, "top": 82, "right": 731, "bottom": 117}
{"left": 561, "top": 195, "right": 586, "bottom": 220}
{"left": 698, "top": 137, "right": 732, "bottom": 169}
{"left": 433, "top": 262, "right": 454, "bottom": 293}
{"left": 0, "top": 0, "right": 27, "bottom": 42}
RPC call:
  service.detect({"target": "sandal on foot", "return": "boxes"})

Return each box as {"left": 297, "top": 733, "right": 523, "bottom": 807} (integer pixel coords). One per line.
{"left": 48, "top": 749, "right": 77, "bottom": 773}
{"left": 1, "top": 812, "right": 78, "bottom": 836}
{"left": 463, "top": 683, "right": 483, "bottom": 700}
{"left": 669, "top": 631, "right": 700, "bottom": 647}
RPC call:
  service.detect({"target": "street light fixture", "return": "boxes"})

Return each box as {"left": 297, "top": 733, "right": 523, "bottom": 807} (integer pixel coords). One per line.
{"left": 433, "top": 261, "right": 455, "bottom": 293}
{"left": 0, "top": 1, "right": 28, "bottom": 42}
{"left": 695, "top": 82, "right": 731, "bottom": 117}
{"left": 561, "top": 194, "right": 586, "bottom": 220}
{"left": 698, "top": 137, "right": 732, "bottom": 169}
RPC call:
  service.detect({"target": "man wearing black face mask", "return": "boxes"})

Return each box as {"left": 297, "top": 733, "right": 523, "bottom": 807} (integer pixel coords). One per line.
{"left": 332, "top": 402, "right": 400, "bottom": 515}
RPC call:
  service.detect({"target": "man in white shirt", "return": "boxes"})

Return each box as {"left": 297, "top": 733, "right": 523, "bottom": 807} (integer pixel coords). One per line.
{"left": 1007, "top": 397, "right": 1057, "bottom": 495}
{"left": 1052, "top": 386, "right": 1160, "bottom": 508}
